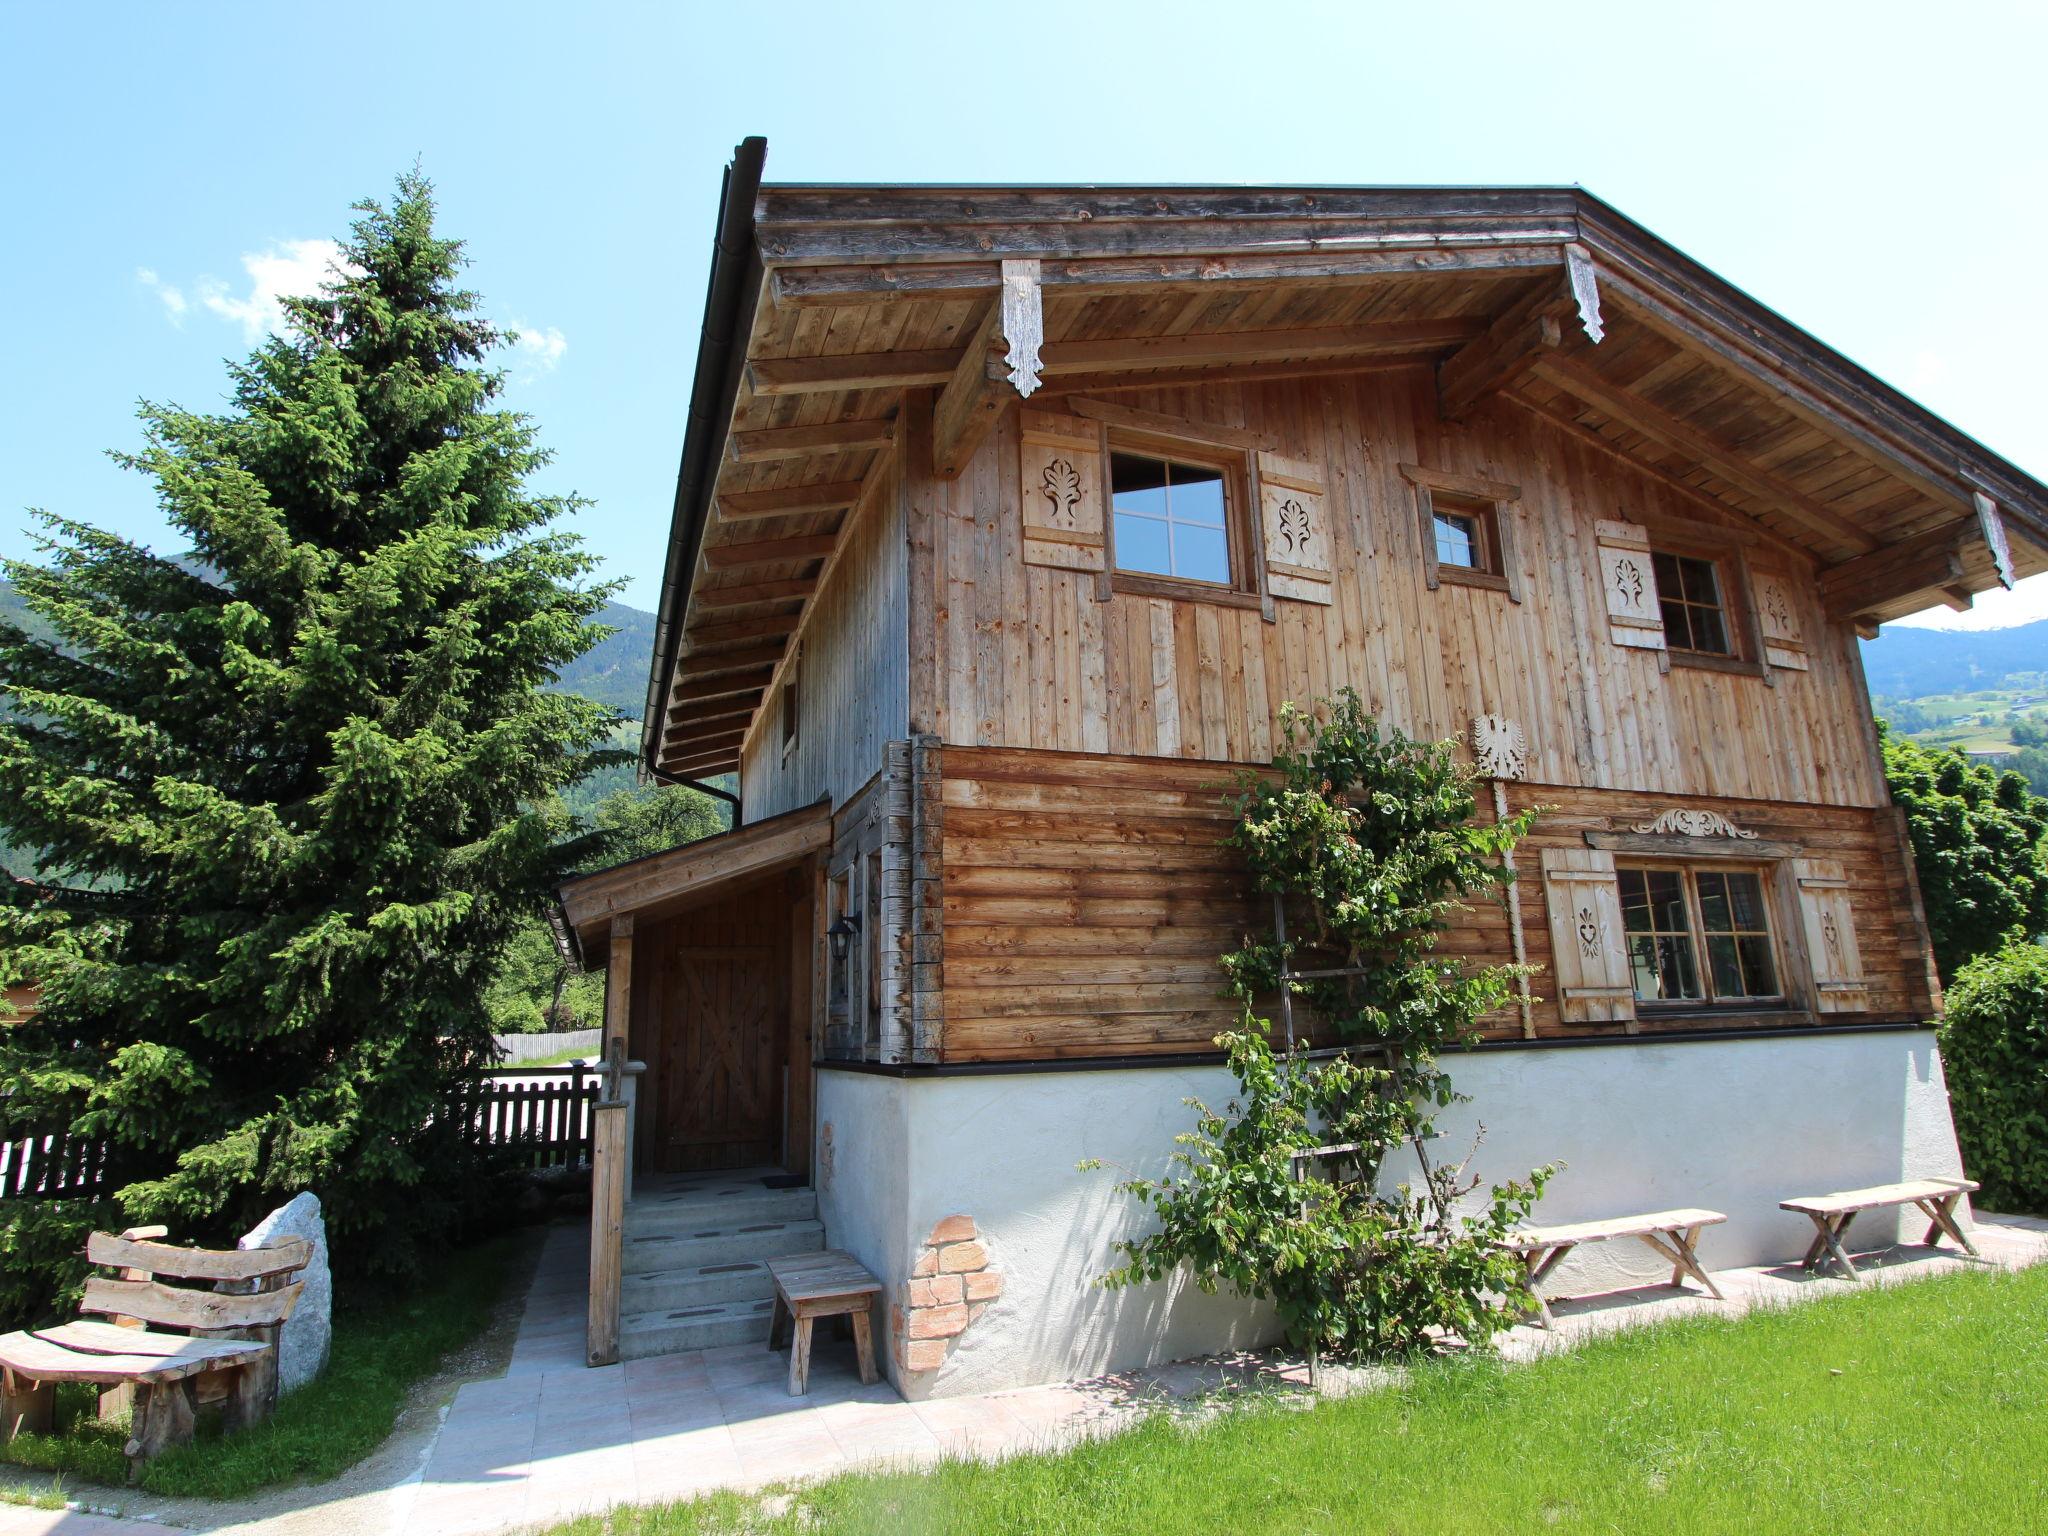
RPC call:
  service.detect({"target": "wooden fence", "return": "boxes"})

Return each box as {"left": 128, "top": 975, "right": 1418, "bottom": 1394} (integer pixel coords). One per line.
{"left": 1, "top": 1128, "right": 110, "bottom": 1201}
{"left": 2, "top": 1065, "right": 600, "bottom": 1201}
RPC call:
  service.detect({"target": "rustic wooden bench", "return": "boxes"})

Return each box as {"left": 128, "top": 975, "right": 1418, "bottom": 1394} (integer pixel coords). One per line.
{"left": 0, "top": 1225, "right": 309, "bottom": 1477}
{"left": 1780, "top": 1177, "right": 1980, "bottom": 1282}
{"left": 766, "top": 1249, "right": 881, "bottom": 1396}
{"left": 1504, "top": 1207, "right": 1728, "bottom": 1329}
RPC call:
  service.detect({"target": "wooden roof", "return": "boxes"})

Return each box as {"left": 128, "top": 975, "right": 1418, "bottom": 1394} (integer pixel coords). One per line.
{"left": 556, "top": 799, "right": 830, "bottom": 962}
{"left": 642, "top": 141, "right": 2048, "bottom": 779}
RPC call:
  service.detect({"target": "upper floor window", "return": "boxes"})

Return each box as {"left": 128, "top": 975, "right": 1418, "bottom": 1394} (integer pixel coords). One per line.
{"left": 1653, "top": 551, "right": 1733, "bottom": 656}
{"left": 780, "top": 668, "right": 800, "bottom": 755}
{"left": 1401, "top": 462, "right": 1522, "bottom": 600}
{"left": 1110, "top": 451, "right": 1233, "bottom": 586}
{"left": 1431, "top": 493, "right": 1504, "bottom": 578}
{"left": 1619, "top": 865, "right": 1781, "bottom": 1006}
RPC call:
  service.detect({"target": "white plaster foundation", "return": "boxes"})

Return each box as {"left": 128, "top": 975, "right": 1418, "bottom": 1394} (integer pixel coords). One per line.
{"left": 816, "top": 1028, "right": 1970, "bottom": 1398}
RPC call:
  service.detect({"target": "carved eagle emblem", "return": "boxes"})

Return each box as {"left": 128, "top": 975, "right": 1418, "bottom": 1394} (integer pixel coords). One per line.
{"left": 1470, "top": 714, "right": 1529, "bottom": 781}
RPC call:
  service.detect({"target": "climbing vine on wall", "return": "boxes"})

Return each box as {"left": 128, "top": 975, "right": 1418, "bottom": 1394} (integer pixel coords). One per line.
{"left": 1092, "top": 691, "right": 1555, "bottom": 1357}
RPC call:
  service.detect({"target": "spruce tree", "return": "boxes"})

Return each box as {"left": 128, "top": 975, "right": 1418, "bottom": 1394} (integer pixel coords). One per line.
{"left": 0, "top": 174, "right": 620, "bottom": 1283}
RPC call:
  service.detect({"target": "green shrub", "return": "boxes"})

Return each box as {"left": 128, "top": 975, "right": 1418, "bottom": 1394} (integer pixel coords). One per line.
{"left": 1940, "top": 936, "right": 2048, "bottom": 1213}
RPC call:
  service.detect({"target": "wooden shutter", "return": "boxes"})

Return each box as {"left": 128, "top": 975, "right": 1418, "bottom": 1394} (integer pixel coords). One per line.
{"left": 1018, "top": 409, "right": 1106, "bottom": 572}
{"left": 1255, "top": 452, "right": 1333, "bottom": 605}
{"left": 1595, "top": 519, "right": 1665, "bottom": 651}
{"left": 1540, "top": 848, "right": 1636, "bottom": 1026}
{"left": 1793, "top": 857, "right": 1867, "bottom": 1012}
{"left": 1754, "top": 571, "right": 1810, "bottom": 671}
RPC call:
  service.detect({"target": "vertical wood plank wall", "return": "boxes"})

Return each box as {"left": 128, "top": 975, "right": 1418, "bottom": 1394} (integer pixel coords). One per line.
{"left": 911, "top": 369, "right": 1884, "bottom": 809}
{"left": 741, "top": 458, "right": 910, "bottom": 820}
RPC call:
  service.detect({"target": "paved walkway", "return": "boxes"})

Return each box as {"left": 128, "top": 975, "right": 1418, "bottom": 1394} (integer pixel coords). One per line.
{"left": 5, "top": 1213, "right": 2045, "bottom": 1536}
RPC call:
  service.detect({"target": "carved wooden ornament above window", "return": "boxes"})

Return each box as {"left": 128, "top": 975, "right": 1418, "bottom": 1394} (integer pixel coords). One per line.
{"left": 1255, "top": 451, "right": 1332, "bottom": 604}
{"left": 1017, "top": 409, "right": 1106, "bottom": 573}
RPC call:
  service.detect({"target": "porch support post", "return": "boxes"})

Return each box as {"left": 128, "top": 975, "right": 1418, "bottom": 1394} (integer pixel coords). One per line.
{"left": 587, "top": 1099, "right": 628, "bottom": 1367}
{"left": 603, "top": 914, "right": 635, "bottom": 1100}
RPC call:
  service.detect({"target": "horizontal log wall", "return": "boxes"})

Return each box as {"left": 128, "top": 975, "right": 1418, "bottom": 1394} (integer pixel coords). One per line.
{"left": 914, "top": 368, "right": 1885, "bottom": 809}
{"left": 937, "top": 746, "right": 1934, "bottom": 1063}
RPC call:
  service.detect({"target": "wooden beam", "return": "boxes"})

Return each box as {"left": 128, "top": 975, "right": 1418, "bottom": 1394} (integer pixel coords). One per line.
{"left": 675, "top": 644, "right": 788, "bottom": 678}
{"left": 749, "top": 349, "right": 958, "bottom": 396}
{"left": 671, "top": 668, "right": 773, "bottom": 704}
{"left": 716, "top": 480, "right": 866, "bottom": 522}
{"left": 1527, "top": 354, "right": 1880, "bottom": 555}
{"left": 664, "top": 701, "right": 756, "bottom": 731}
{"left": 1819, "top": 524, "right": 1972, "bottom": 622}
{"left": 560, "top": 803, "right": 834, "bottom": 938}
{"left": 662, "top": 727, "right": 746, "bottom": 755}
{"left": 728, "top": 417, "right": 897, "bottom": 463}
{"left": 1437, "top": 275, "right": 1574, "bottom": 419}
{"left": 702, "top": 533, "right": 840, "bottom": 571}
{"left": 770, "top": 242, "right": 1569, "bottom": 307}
{"left": 1041, "top": 353, "right": 1435, "bottom": 398}
{"left": 662, "top": 751, "right": 740, "bottom": 776}
{"left": 750, "top": 319, "right": 1486, "bottom": 398}
{"left": 932, "top": 300, "right": 1008, "bottom": 480}
{"left": 695, "top": 577, "right": 819, "bottom": 610}
{"left": 1066, "top": 397, "right": 1278, "bottom": 452}
{"left": 685, "top": 613, "right": 803, "bottom": 647}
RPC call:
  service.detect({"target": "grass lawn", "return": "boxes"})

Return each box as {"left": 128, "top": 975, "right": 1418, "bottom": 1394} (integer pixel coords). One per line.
{"left": 545, "top": 1262, "right": 2048, "bottom": 1536}
{"left": 0, "top": 1233, "right": 522, "bottom": 1499}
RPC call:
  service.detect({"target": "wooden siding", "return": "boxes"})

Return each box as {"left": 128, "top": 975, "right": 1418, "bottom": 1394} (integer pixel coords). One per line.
{"left": 740, "top": 457, "right": 909, "bottom": 819}
{"left": 912, "top": 369, "right": 1886, "bottom": 809}
{"left": 936, "top": 746, "right": 1934, "bottom": 1064}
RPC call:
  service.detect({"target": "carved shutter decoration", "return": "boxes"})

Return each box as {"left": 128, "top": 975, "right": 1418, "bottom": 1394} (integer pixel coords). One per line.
{"left": 1754, "top": 571, "right": 1810, "bottom": 671}
{"left": 1540, "top": 848, "right": 1636, "bottom": 1027}
{"left": 1255, "top": 452, "right": 1333, "bottom": 605}
{"left": 1595, "top": 519, "right": 1665, "bottom": 651}
{"left": 1018, "top": 409, "right": 1106, "bottom": 573}
{"left": 1793, "top": 857, "right": 1866, "bottom": 1013}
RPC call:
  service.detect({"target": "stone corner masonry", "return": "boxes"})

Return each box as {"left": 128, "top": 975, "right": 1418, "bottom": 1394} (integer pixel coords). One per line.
{"left": 892, "top": 1213, "right": 1004, "bottom": 1374}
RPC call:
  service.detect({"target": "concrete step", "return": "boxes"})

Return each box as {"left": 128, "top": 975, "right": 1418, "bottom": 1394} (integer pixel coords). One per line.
{"left": 619, "top": 1295, "right": 777, "bottom": 1361}
{"left": 624, "top": 1184, "right": 817, "bottom": 1239}
{"left": 621, "top": 1217, "right": 825, "bottom": 1276}
{"left": 620, "top": 1256, "right": 776, "bottom": 1315}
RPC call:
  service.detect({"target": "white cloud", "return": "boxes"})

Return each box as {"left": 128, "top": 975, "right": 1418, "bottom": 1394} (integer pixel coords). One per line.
{"left": 136, "top": 267, "right": 187, "bottom": 323}
{"left": 195, "top": 238, "right": 351, "bottom": 343}
{"left": 1892, "top": 570, "right": 2048, "bottom": 631}
{"left": 509, "top": 322, "right": 569, "bottom": 379}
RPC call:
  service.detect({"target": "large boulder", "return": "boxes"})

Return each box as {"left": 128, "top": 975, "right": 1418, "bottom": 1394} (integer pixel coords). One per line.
{"left": 239, "top": 1193, "right": 331, "bottom": 1394}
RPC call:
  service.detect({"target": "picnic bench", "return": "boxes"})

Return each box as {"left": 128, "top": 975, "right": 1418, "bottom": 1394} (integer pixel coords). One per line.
{"left": 0, "top": 1225, "right": 309, "bottom": 1478}
{"left": 1780, "top": 1177, "right": 1980, "bottom": 1282}
{"left": 766, "top": 1249, "right": 881, "bottom": 1396}
{"left": 1504, "top": 1208, "right": 1728, "bottom": 1329}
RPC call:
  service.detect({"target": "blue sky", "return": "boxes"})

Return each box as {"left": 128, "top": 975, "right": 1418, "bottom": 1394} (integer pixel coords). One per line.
{"left": 5, "top": 1, "right": 2045, "bottom": 627}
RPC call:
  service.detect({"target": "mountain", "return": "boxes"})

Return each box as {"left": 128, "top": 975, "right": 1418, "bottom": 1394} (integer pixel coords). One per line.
{"left": 1859, "top": 620, "right": 2048, "bottom": 700}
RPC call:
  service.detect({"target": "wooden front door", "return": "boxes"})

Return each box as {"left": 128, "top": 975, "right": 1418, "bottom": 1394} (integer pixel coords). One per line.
{"left": 655, "top": 880, "right": 791, "bottom": 1172}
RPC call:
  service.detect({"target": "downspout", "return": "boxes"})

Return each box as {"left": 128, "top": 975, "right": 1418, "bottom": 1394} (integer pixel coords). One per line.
{"left": 638, "top": 134, "right": 769, "bottom": 812}
{"left": 647, "top": 762, "right": 740, "bottom": 831}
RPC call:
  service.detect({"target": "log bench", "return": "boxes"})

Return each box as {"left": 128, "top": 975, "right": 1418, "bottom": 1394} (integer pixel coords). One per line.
{"left": 1504, "top": 1208, "right": 1728, "bottom": 1329}
{"left": 1780, "top": 1177, "right": 1980, "bottom": 1282}
{"left": 0, "top": 1225, "right": 309, "bottom": 1478}
{"left": 766, "top": 1250, "right": 881, "bottom": 1396}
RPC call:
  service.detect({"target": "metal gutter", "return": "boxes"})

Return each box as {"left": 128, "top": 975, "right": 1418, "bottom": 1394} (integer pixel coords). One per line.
{"left": 638, "top": 135, "right": 769, "bottom": 798}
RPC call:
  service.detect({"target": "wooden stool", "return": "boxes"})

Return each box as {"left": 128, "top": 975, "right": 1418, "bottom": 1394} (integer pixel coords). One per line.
{"left": 766, "top": 1250, "right": 881, "bottom": 1396}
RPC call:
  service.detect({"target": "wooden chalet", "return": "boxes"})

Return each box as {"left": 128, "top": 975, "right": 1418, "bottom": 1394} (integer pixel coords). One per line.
{"left": 558, "top": 139, "right": 2038, "bottom": 1394}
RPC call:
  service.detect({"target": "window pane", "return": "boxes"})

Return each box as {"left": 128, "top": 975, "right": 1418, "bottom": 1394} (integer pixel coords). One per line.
{"left": 1643, "top": 870, "right": 1689, "bottom": 933}
{"left": 1737, "top": 935, "right": 1779, "bottom": 997}
{"left": 1695, "top": 872, "right": 1732, "bottom": 932}
{"left": 1689, "top": 603, "right": 1730, "bottom": 655}
{"left": 1659, "top": 599, "right": 1694, "bottom": 651}
{"left": 1652, "top": 552, "right": 1683, "bottom": 600}
{"left": 1167, "top": 464, "right": 1226, "bottom": 527}
{"left": 1172, "top": 523, "right": 1231, "bottom": 585}
{"left": 1680, "top": 556, "right": 1721, "bottom": 607}
{"left": 1628, "top": 934, "right": 1662, "bottom": 999}
{"left": 1619, "top": 870, "right": 1652, "bottom": 933}
{"left": 1707, "top": 935, "right": 1743, "bottom": 998}
{"left": 1726, "top": 873, "right": 1768, "bottom": 931}
{"left": 1434, "top": 512, "right": 1479, "bottom": 568}
{"left": 1658, "top": 935, "right": 1703, "bottom": 1000}
{"left": 1113, "top": 512, "right": 1171, "bottom": 576}
{"left": 1110, "top": 453, "right": 1170, "bottom": 514}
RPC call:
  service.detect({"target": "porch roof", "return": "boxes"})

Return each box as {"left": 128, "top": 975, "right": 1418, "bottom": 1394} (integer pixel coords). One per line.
{"left": 556, "top": 799, "right": 830, "bottom": 965}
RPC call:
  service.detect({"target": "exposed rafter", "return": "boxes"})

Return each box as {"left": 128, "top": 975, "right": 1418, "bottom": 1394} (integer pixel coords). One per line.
{"left": 727, "top": 416, "right": 896, "bottom": 463}
{"left": 702, "top": 532, "right": 840, "bottom": 570}
{"left": 695, "top": 577, "right": 819, "bottom": 610}
{"left": 1525, "top": 354, "right": 1880, "bottom": 556}
{"left": 716, "top": 479, "right": 867, "bottom": 522}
